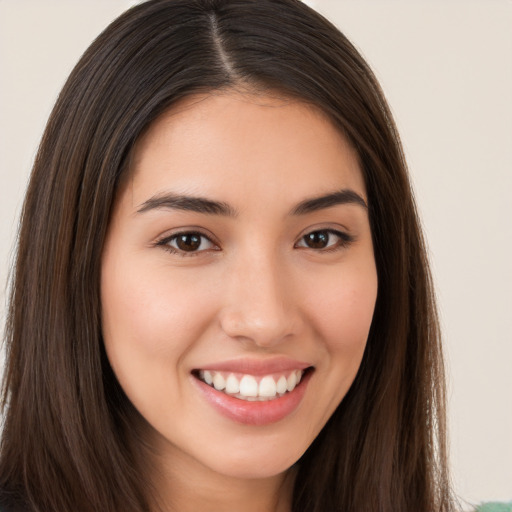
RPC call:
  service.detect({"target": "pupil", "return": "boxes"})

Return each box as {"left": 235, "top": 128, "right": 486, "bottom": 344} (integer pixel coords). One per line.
{"left": 177, "top": 234, "right": 201, "bottom": 251}
{"left": 305, "top": 231, "right": 328, "bottom": 249}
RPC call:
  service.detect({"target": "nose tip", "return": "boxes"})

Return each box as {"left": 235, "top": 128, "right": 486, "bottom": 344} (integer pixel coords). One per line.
{"left": 219, "top": 267, "right": 302, "bottom": 348}
{"left": 220, "top": 306, "right": 298, "bottom": 348}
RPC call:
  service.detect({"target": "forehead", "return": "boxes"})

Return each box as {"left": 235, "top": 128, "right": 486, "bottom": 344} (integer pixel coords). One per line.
{"left": 127, "top": 91, "right": 366, "bottom": 209}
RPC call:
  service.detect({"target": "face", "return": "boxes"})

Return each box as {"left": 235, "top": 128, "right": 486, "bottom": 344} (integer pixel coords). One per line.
{"left": 101, "top": 92, "right": 377, "bottom": 481}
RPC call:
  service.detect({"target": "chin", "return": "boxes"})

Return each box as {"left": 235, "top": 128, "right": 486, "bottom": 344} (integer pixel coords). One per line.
{"left": 211, "top": 455, "right": 298, "bottom": 481}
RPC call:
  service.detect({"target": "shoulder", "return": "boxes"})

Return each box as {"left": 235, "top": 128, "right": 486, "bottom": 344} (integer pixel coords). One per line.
{"left": 476, "top": 503, "right": 512, "bottom": 512}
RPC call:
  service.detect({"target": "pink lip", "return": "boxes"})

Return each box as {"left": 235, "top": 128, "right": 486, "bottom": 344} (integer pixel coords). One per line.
{"left": 192, "top": 368, "right": 313, "bottom": 426}
{"left": 196, "top": 356, "right": 311, "bottom": 375}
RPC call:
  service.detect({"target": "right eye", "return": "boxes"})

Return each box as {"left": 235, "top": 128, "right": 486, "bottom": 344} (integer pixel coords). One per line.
{"left": 157, "top": 231, "right": 217, "bottom": 256}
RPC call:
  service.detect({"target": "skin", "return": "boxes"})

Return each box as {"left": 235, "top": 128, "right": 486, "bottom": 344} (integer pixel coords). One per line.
{"left": 101, "top": 91, "right": 378, "bottom": 512}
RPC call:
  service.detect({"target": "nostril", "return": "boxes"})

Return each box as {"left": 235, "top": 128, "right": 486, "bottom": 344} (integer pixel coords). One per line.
{"left": 219, "top": 309, "right": 302, "bottom": 348}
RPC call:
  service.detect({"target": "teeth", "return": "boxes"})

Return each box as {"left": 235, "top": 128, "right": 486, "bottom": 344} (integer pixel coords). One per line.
{"left": 203, "top": 370, "right": 213, "bottom": 385}
{"left": 286, "top": 372, "right": 297, "bottom": 392}
{"left": 259, "top": 375, "right": 277, "bottom": 397}
{"left": 213, "top": 372, "right": 226, "bottom": 391}
{"left": 276, "top": 376, "right": 288, "bottom": 394}
{"left": 225, "top": 374, "right": 240, "bottom": 394}
{"left": 239, "top": 375, "right": 258, "bottom": 397}
{"left": 198, "top": 369, "right": 306, "bottom": 401}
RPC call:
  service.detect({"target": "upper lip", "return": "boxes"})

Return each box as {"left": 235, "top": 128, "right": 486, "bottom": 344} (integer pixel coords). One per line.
{"left": 194, "top": 357, "right": 312, "bottom": 375}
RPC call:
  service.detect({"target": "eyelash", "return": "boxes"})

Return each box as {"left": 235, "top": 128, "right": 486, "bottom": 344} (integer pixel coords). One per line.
{"left": 155, "top": 228, "right": 354, "bottom": 257}
{"left": 295, "top": 229, "right": 354, "bottom": 252}
{"left": 155, "top": 231, "right": 218, "bottom": 257}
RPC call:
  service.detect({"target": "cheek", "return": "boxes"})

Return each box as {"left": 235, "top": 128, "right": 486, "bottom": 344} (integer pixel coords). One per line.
{"left": 306, "top": 265, "right": 377, "bottom": 348}
{"left": 293, "top": 259, "right": 377, "bottom": 430}
{"left": 100, "top": 256, "right": 218, "bottom": 380}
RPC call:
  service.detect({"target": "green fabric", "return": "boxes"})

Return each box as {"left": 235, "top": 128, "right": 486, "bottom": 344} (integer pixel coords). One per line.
{"left": 476, "top": 503, "right": 512, "bottom": 512}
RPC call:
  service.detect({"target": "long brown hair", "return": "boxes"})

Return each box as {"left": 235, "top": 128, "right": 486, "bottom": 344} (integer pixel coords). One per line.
{"left": 1, "top": 1, "right": 455, "bottom": 511}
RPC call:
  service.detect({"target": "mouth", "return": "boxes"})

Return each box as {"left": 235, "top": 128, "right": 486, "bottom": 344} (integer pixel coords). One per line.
{"left": 191, "top": 359, "right": 314, "bottom": 425}
{"left": 192, "top": 368, "right": 312, "bottom": 402}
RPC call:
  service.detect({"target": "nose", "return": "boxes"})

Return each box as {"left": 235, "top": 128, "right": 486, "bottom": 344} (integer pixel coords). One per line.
{"left": 219, "top": 251, "right": 303, "bottom": 348}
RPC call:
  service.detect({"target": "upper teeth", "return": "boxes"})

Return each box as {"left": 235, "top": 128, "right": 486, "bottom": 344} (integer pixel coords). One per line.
{"left": 199, "top": 370, "right": 304, "bottom": 401}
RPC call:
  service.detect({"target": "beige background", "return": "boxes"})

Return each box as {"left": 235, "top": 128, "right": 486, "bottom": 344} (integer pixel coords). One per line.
{"left": 1, "top": 0, "right": 511, "bottom": 507}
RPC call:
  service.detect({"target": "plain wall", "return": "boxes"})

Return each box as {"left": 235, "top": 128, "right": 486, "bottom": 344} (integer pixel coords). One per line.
{"left": 1, "top": 0, "right": 511, "bottom": 507}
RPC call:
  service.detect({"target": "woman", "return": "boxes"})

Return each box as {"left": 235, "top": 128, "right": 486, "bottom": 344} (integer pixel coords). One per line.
{"left": 0, "top": 0, "right": 456, "bottom": 511}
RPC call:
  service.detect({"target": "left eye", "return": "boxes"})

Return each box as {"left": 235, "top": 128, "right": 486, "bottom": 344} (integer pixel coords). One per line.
{"left": 295, "top": 229, "right": 351, "bottom": 250}
{"left": 160, "top": 232, "right": 216, "bottom": 253}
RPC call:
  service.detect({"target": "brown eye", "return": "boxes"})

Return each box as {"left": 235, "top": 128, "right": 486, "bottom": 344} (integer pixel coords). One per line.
{"left": 162, "top": 232, "right": 216, "bottom": 254}
{"left": 296, "top": 229, "right": 352, "bottom": 251}
{"left": 175, "top": 233, "right": 202, "bottom": 251}
{"left": 302, "top": 231, "right": 330, "bottom": 249}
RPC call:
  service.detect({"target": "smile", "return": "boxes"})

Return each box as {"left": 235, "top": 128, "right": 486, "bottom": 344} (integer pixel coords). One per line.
{"left": 196, "top": 369, "right": 305, "bottom": 401}
{"left": 192, "top": 363, "right": 314, "bottom": 426}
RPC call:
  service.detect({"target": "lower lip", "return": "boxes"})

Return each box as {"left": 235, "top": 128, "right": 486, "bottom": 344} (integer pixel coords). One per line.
{"left": 193, "top": 371, "right": 312, "bottom": 426}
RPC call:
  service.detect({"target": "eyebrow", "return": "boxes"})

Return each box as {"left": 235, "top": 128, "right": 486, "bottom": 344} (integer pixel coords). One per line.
{"left": 136, "top": 188, "right": 367, "bottom": 216}
{"left": 137, "top": 193, "right": 238, "bottom": 216}
{"left": 290, "top": 189, "right": 368, "bottom": 215}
